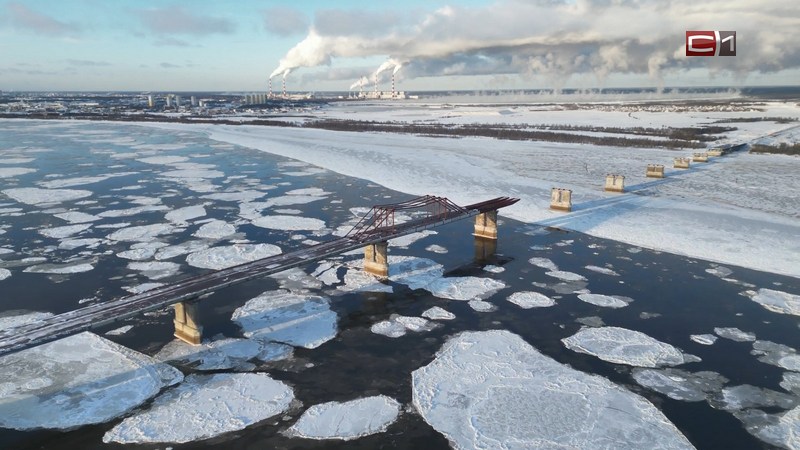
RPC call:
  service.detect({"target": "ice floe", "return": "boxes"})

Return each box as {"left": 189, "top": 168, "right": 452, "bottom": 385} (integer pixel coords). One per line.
{"left": 563, "top": 326, "right": 695, "bottom": 368}
{"left": 105, "top": 325, "right": 134, "bottom": 336}
{"left": 252, "top": 215, "right": 326, "bottom": 231}
{"left": 482, "top": 264, "right": 504, "bottom": 273}
{"left": 39, "top": 173, "right": 136, "bottom": 189}
{"left": 714, "top": 327, "right": 756, "bottom": 342}
{"left": 58, "top": 238, "right": 101, "bottom": 250}
{"left": 23, "top": 262, "right": 94, "bottom": 274}
{"left": 39, "top": 223, "right": 92, "bottom": 239}
{"left": 710, "top": 384, "right": 798, "bottom": 412}
{"left": 705, "top": 265, "right": 734, "bottom": 278}
{"left": 424, "top": 276, "right": 506, "bottom": 301}
{"left": 186, "top": 243, "right": 281, "bottom": 270}
{"left": 127, "top": 261, "right": 181, "bottom": 280}
{"left": 155, "top": 337, "right": 291, "bottom": 371}
{"left": 751, "top": 340, "right": 800, "bottom": 371}
{"left": 425, "top": 244, "right": 448, "bottom": 254}
{"left": 690, "top": 334, "right": 718, "bottom": 345}
{"left": 122, "top": 282, "right": 164, "bottom": 294}
{"left": 371, "top": 315, "right": 436, "bottom": 338}
{"left": 528, "top": 257, "right": 559, "bottom": 271}
{"left": 117, "top": 242, "right": 167, "bottom": 261}
{"left": 103, "top": 373, "right": 294, "bottom": 444}
{"left": 160, "top": 168, "right": 224, "bottom": 179}
{"left": 0, "top": 332, "right": 182, "bottom": 431}
{"left": 137, "top": 155, "right": 189, "bottom": 165}
{"left": 468, "top": 299, "right": 497, "bottom": 312}
{"left": 546, "top": 270, "right": 587, "bottom": 282}
{"left": 53, "top": 211, "right": 99, "bottom": 223}
{"left": 744, "top": 288, "right": 800, "bottom": 317}
{"left": 412, "top": 330, "right": 694, "bottom": 449}
{"left": 0, "top": 167, "right": 36, "bottom": 178}
{"left": 165, "top": 205, "right": 206, "bottom": 224}
{"left": 632, "top": 368, "right": 728, "bottom": 402}
{"left": 736, "top": 406, "right": 800, "bottom": 450}
{"left": 507, "top": 291, "right": 556, "bottom": 308}
{"left": 2, "top": 187, "right": 93, "bottom": 205}
{"left": 0, "top": 268, "right": 10, "bottom": 281}
{"left": 154, "top": 240, "right": 210, "bottom": 260}
{"left": 285, "top": 395, "right": 401, "bottom": 441}
{"left": 0, "top": 310, "right": 54, "bottom": 329}
{"left": 193, "top": 219, "right": 236, "bottom": 239}
{"left": 390, "top": 230, "right": 436, "bottom": 247}
{"left": 585, "top": 265, "right": 620, "bottom": 276}
{"left": 107, "top": 223, "right": 176, "bottom": 242}
{"left": 232, "top": 290, "right": 337, "bottom": 349}
{"left": 421, "top": 306, "right": 455, "bottom": 320}
{"left": 577, "top": 293, "right": 632, "bottom": 308}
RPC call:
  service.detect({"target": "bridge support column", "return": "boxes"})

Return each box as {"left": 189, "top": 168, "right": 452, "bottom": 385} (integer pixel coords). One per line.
{"left": 173, "top": 301, "right": 202, "bottom": 345}
{"left": 473, "top": 210, "right": 498, "bottom": 240}
{"left": 474, "top": 236, "right": 498, "bottom": 261}
{"left": 364, "top": 241, "right": 389, "bottom": 278}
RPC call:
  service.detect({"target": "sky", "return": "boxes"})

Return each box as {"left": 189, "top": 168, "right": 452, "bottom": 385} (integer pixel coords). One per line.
{"left": 1, "top": 0, "right": 798, "bottom": 92}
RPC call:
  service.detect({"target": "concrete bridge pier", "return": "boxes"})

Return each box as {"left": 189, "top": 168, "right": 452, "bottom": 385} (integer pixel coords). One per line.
{"left": 473, "top": 210, "right": 498, "bottom": 240}
{"left": 173, "top": 301, "right": 203, "bottom": 345}
{"left": 474, "top": 236, "right": 498, "bottom": 261}
{"left": 364, "top": 241, "right": 389, "bottom": 278}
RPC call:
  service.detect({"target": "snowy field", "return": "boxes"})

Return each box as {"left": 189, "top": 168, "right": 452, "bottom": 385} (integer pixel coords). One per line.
{"left": 142, "top": 100, "right": 800, "bottom": 277}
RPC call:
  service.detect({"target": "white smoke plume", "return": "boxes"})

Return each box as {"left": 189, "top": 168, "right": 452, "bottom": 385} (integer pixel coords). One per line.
{"left": 269, "top": 0, "right": 800, "bottom": 86}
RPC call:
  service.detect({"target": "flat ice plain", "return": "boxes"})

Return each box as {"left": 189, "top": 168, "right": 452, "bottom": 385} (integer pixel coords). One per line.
{"left": 143, "top": 101, "right": 800, "bottom": 277}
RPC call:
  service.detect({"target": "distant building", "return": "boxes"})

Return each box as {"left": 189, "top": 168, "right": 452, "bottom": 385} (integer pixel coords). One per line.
{"left": 147, "top": 95, "right": 154, "bottom": 108}
{"left": 190, "top": 95, "right": 197, "bottom": 107}
{"left": 175, "top": 95, "right": 181, "bottom": 109}
{"left": 165, "top": 95, "right": 172, "bottom": 108}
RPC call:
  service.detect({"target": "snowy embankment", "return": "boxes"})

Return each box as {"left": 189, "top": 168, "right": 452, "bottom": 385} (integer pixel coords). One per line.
{"left": 139, "top": 107, "right": 800, "bottom": 278}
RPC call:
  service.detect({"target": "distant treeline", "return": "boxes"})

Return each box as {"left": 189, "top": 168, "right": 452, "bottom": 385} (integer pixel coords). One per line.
{"left": 301, "top": 120, "right": 708, "bottom": 149}
{"left": 712, "top": 117, "right": 797, "bottom": 124}
{"left": 750, "top": 143, "right": 800, "bottom": 156}
{"left": 527, "top": 124, "right": 734, "bottom": 142}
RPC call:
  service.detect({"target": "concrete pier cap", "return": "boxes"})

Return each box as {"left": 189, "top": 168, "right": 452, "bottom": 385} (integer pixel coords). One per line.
{"left": 550, "top": 188, "right": 572, "bottom": 212}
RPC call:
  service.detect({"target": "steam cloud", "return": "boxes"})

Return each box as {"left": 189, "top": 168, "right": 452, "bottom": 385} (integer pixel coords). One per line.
{"left": 269, "top": 0, "right": 800, "bottom": 88}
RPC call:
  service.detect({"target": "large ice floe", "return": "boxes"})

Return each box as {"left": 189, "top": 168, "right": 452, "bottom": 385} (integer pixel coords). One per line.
{"left": 155, "top": 337, "right": 292, "bottom": 371}
{"left": 562, "top": 326, "right": 695, "bottom": 368}
{"left": 103, "top": 373, "right": 294, "bottom": 444}
{"left": 371, "top": 314, "right": 436, "bottom": 338}
{"left": 285, "top": 395, "right": 401, "bottom": 441}
{"left": 232, "top": 289, "right": 337, "bottom": 349}
{"left": 193, "top": 219, "right": 236, "bottom": 239}
{"left": 107, "top": 223, "right": 176, "bottom": 242}
{"left": 744, "top": 288, "right": 800, "bottom": 317}
{"left": 736, "top": 406, "right": 800, "bottom": 450}
{"left": 252, "top": 215, "right": 327, "bottom": 231}
{"left": 412, "top": 330, "right": 694, "bottom": 449}
{"left": 186, "top": 243, "right": 282, "bottom": 270}
{"left": 0, "top": 331, "right": 182, "bottom": 430}
{"left": 2, "top": 187, "right": 92, "bottom": 205}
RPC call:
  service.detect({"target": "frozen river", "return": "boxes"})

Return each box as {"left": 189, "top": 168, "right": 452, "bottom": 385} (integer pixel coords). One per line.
{"left": 0, "top": 118, "right": 799, "bottom": 449}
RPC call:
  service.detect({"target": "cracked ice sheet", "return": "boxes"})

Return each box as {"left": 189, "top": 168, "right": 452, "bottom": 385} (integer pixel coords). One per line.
{"left": 563, "top": 326, "right": 696, "bottom": 368}
{"left": 412, "top": 330, "right": 694, "bottom": 450}
{"left": 186, "top": 243, "right": 282, "bottom": 270}
{"left": 632, "top": 368, "right": 728, "bottom": 402}
{"left": 736, "top": 406, "right": 800, "bottom": 450}
{"left": 714, "top": 327, "right": 756, "bottom": 342}
{"left": 371, "top": 315, "right": 436, "bottom": 338}
{"left": 0, "top": 331, "right": 182, "bottom": 431}
{"left": 193, "top": 219, "right": 236, "bottom": 239}
{"left": 285, "top": 395, "right": 401, "bottom": 441}
{"left": 507, "top": 291, "right": 556, "bottom": 308}
{"left": 103, "top": 373, "right": 294, "bottom": 444}
{"left": 232, "top": 290, "right": 337, "bottom": 349}
{"left": 165, "top": 204, "right": 206, "bottom": 224}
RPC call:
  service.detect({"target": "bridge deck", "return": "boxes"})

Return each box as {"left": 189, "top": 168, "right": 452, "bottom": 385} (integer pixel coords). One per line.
{"left": 0, "top": 196, "right": 518, "bottom": 357}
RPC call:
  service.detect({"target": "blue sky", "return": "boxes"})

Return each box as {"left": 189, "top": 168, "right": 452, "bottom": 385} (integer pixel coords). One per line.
{"left": 1, "top": 0, "right": 798, "bottom": 92}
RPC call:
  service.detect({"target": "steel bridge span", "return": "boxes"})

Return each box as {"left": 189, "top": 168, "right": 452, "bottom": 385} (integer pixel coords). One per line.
{"left": 0, "top": 195, "right": 518, "bottom": 357}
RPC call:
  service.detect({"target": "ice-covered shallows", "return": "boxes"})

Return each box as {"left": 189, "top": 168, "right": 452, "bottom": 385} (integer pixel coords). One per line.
{"left": 412, "top": 330, "right": 694, "bottom": 449}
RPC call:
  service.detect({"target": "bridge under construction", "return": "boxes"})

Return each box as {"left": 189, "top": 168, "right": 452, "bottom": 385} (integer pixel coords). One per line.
{"left": 0, "top": 195, "right": 518, "bottom": 357}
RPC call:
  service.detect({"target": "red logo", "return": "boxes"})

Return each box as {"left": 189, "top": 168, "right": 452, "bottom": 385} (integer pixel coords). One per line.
{"left": 686, "top": 31, "right": 736, "bottom": 56}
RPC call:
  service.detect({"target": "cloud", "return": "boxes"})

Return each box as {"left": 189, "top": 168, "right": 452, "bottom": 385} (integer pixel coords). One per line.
{"left": 5, "top": 2, "right": 80, "bottom": 36}
{"left": 153, "top": 37, "right": 193, "bottom": 47}
{"left": 64, "top": 59, "right": 111, "bottom": 67}
{"left": 262, "top": 7, "right": 307, "bottom": 36}
{"left": 269, "top": 0, "right": 800, "bottom": 86}
{"left": 160, "top": 62, "right": 181, "bottom": 69}
{"left": 136, "top": 6, "right": 234, "bottom": 36}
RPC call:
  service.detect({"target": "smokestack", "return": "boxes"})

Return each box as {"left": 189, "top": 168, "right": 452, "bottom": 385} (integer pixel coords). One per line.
{"left": 268, "top": 78, "right": 272, "bottom": 98}
{"left": 360, "top": 77, "right": 364, "bottom": 97}
{"left": 391, "top": 72, "right": 396, "bottom": 99}
{"left": 282, "top": 76, "right": 287, "bottom": 98}
{"left": 374, "top": 73, "right": 378, "bottom": 97}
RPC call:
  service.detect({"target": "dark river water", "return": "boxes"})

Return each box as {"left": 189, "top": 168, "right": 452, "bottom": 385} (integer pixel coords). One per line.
{"left": 0, "top": 120, "right": 798, "bottom": 449}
